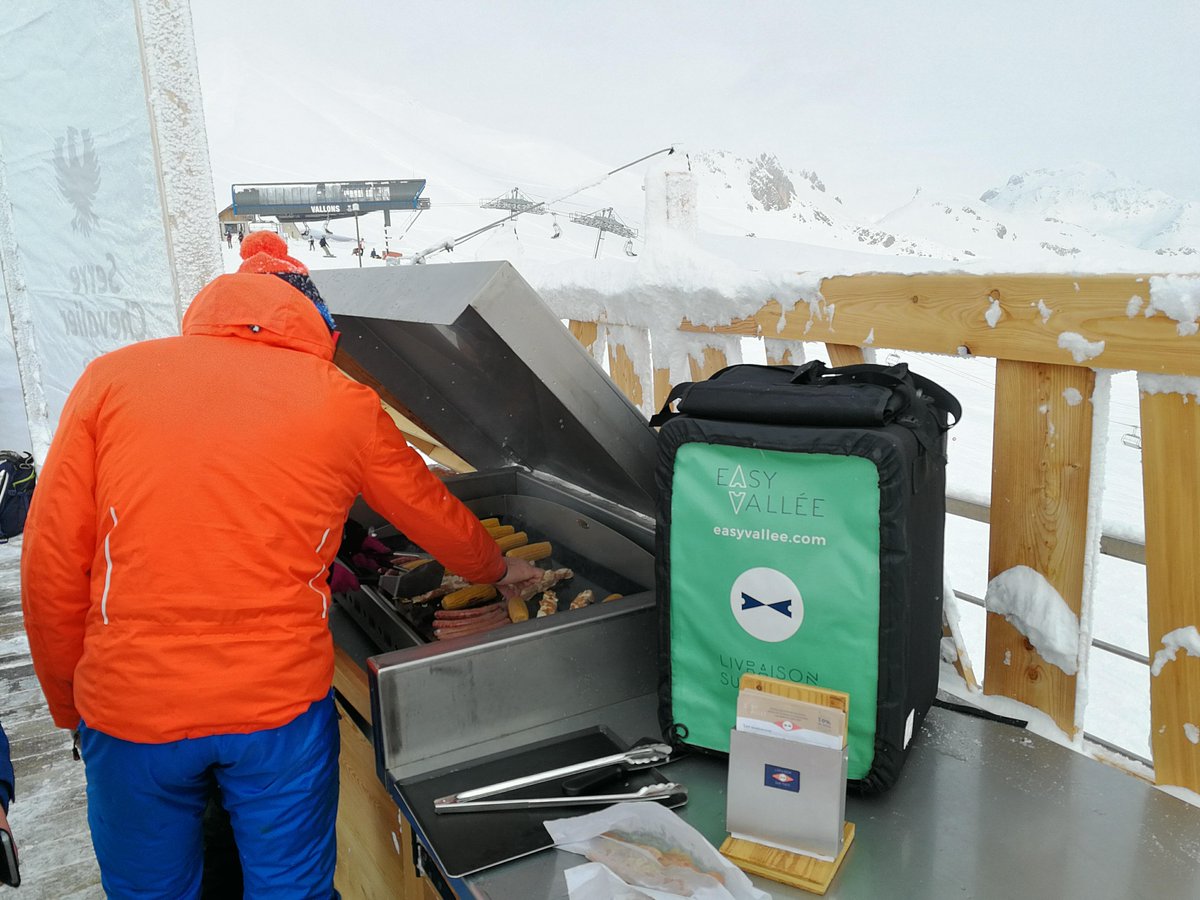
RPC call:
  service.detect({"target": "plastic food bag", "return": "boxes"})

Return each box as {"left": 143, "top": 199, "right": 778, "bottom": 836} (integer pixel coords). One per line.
{"left": 546, "top": 803, "right": 770, "bottom": 900}
{"left": 566, "top": 862, "right": 692, "bottom": 899}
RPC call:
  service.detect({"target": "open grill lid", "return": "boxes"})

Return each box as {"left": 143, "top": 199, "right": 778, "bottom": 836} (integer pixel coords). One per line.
{"left": 311, "top": 262, "right": 657, "bottom": 519}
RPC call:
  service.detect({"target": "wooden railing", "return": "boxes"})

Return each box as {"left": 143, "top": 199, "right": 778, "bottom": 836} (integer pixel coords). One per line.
{"left": 347, "top": 272, "right": 1199, "bottom": 792}
{"left": 567, "top": 273, "right": 1200, "bottom": 794}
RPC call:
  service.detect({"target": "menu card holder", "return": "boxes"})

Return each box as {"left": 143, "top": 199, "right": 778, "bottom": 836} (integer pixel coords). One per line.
{"left": 720, "top": 674, "right": 855, "bottom": 895}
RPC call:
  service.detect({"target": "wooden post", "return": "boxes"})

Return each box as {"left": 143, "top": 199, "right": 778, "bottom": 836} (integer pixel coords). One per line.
{"left": 943, "top": 613, "right": 979, "bottom": 693}
{"left": 605, "top": 324, "right": 653, "bottom": 417}
{"left": 687, "top": 345, "right": 728, "bottom": 381}
{"left": 983, "top": 361, "right": 1096, "bottom": 735}
{"left": 764, "top": 340, "right": 804, "bottom": 366}
{"left": 653, "top": 367, "right": 673, "bottom": 418}
{"left": 826, "top": 343, "right": 865, "bottom": 367}
{"left": 1140, "top": 386, "right": 1200, "bottom": 791}
{"left": 568, "top": 319, "right": 599, "bottom": 354}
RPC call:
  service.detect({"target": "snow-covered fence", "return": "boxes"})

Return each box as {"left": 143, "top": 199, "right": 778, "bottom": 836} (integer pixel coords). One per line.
{"left": 564, "top": 272, "right": 1200, "bottom": 794}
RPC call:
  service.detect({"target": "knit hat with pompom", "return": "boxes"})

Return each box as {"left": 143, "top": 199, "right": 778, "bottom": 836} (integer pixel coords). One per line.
{"left": 238, "top": 231, "right": 337, "bottom": 332}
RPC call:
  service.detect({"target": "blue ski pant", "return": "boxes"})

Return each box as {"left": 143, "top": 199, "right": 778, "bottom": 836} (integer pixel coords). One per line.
{"left": 79, "top": 694, "right": 339, "bottom": 899}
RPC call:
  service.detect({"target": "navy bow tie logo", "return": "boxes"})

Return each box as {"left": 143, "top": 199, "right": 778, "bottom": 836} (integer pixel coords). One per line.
{"left": 741, "top": 592, "right": 793, "bottom": 618}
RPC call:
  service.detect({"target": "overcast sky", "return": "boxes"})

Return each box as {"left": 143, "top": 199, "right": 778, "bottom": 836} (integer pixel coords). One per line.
{"left": 191, "top": 1, "right": 1200, "bottom": 214}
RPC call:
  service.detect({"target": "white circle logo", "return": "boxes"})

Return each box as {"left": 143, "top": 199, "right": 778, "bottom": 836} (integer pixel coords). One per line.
{"left": 730, "top": 567, "right": 804, "bottom": 643}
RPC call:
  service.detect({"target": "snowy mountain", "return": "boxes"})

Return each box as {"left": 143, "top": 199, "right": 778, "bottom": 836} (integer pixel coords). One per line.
{"left": 688, "top": 150, "right": 956, "bottom": 260}
{"left": 877, "top": 186, "right": 1163, "bottom": 269}
{"left": 188, "top": 53, "right": 1199, "bottom": 274}
{"left": 978, "top": 162, "right": 1200, "bottom": 258}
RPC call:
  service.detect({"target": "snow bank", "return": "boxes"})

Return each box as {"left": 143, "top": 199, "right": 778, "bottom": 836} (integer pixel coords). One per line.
{"left": 1149, "top": 625, "right": 1200, "bottom": 677}
{"left": 985, "top": 565, "right": 1080, "bottom": 675}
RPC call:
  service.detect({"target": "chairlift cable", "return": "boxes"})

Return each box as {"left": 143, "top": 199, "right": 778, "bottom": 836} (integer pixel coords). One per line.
{"left": 397, "top": 208, "right": 423, "bottom": 242}
{"left": 413, "top": 145, "right": 675, "bottom": 263}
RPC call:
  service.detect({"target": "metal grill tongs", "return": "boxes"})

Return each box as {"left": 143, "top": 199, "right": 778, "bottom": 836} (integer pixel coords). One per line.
{"left": 433, "top": 742, "right": 685, "bottom": 813}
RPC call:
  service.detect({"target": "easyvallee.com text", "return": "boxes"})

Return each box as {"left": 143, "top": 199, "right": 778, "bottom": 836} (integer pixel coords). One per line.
{"left": 712, "top": 526, "right": 827, "bottom": 545}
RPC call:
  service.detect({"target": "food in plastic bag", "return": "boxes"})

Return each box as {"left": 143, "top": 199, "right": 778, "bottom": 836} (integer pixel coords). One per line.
{"left": 546, "top": 802, "right": 770, "bottom": 900}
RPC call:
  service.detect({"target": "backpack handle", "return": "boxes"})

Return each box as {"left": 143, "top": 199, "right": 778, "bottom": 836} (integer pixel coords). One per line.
{"left": 791, "top": 360, "right": 960, "bottom": 429}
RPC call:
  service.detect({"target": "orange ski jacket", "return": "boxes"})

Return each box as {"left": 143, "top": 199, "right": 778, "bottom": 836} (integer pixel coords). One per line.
{"left": 21, "top": 273, "right": 505, "bottom": 743}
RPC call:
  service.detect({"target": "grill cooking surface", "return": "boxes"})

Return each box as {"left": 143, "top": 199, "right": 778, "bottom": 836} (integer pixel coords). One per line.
{"left": 339, "top": 509, "right": 644, "bottom": 646}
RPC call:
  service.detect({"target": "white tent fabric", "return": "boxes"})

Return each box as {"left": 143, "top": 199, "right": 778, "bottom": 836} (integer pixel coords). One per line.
{"left": 0, "top": 0, "right": 219, "bottom": 462}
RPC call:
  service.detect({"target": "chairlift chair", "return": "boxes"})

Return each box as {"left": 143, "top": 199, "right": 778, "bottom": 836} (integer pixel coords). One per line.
{"left": 624, "top": 239, "right": 637, "bottom": 257}
{"left": 551, "top": 215, "right": 562, "bottom": 239}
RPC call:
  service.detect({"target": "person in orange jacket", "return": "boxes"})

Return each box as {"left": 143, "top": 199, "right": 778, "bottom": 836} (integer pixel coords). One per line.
{"left": 21, "top": 231, "right": 540, "bottom": 898}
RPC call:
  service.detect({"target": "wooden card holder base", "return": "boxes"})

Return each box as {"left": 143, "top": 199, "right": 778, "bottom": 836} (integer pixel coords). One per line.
{"left": 720, "top": 821, "right": 855, "bottom": 896}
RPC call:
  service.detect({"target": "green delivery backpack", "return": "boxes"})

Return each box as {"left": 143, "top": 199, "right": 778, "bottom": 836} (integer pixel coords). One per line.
{"left": 651, "top": 361, "right": 960, "bottom": 792}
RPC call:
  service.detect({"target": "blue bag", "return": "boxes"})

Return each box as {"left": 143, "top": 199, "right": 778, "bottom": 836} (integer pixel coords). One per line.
{"left": 0, "top": 451, "right": 35, "bottom": 541}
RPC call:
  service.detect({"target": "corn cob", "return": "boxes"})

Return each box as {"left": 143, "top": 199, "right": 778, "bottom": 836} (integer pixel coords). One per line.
{"left": 506, "top": 541, "right": 552, "bottom": 562}
{"left": 494, "top": 531, "right": 529, "bottom": 552}
{"left": 442, "top": 584, "right": 498, "bottom": 611}
{"left": 507, "top": 596, "right": 530, "bottom": 623}
{"left": 485, "top": 524, "right": 515, "bottom": 538}
{"left": 478, "top": 517, "right": 500, "bottom": 529}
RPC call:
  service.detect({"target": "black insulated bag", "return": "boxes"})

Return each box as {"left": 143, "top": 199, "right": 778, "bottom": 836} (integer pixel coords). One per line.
{"left": 651, "top": 360, "right": 960, "bottom": 792}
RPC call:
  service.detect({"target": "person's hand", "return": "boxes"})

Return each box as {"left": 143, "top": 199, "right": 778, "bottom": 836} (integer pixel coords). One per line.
{"left": 496, "top": 557, "right": 542, "bottom": 598}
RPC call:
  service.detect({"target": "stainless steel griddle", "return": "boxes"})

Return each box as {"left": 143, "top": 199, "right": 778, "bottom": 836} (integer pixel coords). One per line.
{"left": 312, "top": 262, "right": 666, "bottom": 879}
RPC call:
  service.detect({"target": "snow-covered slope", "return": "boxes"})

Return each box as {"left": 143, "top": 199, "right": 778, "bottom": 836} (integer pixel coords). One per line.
{"left": 979, "top": 162, "right": 1200, "bottom": 258}
{"left": 688, "top": 150, "right": 957, "bottom": 259}
{"left": 878, "top": 186, "right": 1164, "bottom": 269}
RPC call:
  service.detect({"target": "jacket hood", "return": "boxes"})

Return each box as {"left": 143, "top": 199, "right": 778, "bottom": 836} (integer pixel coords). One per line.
{"left": 182, "top": 273, "right": 336, "bottom": 360}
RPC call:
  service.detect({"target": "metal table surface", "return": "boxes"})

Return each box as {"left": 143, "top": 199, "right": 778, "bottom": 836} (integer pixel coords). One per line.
{"left": 456, "top": 703, "right": 1200, "bottom": 900}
